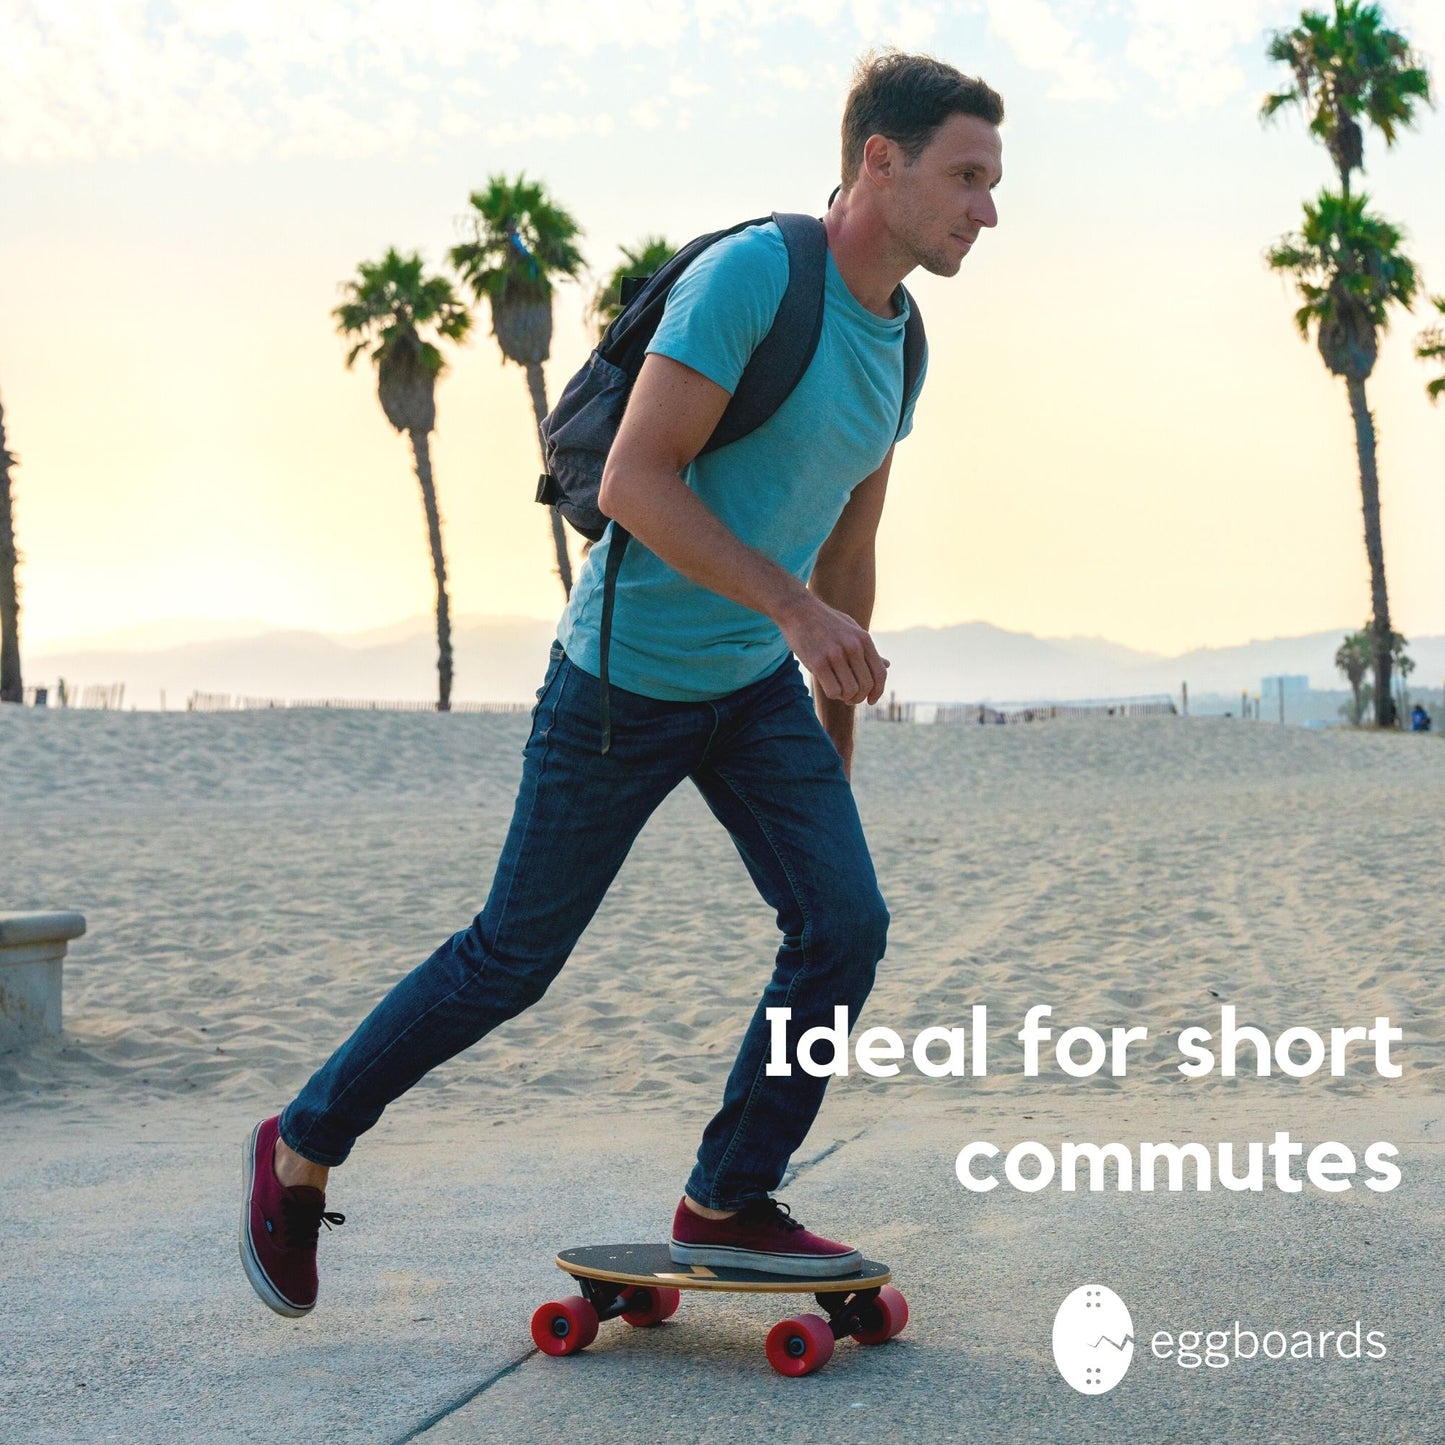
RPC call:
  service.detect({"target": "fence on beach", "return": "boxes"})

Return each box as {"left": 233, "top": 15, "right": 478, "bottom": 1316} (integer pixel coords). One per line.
{"left": 185, "top": 692, "right": 532, "bottom": 714}
{"left": 11, "top": 685, "right": 1178, "bottom": 721}
{"left": 19, "top": 681, "right": 126, "bottom": 709}
{"left": 860, "top": 694, "right": 1179, "bottom": 725}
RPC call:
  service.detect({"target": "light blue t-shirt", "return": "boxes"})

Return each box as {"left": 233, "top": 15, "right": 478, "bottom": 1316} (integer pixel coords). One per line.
{"left": 557, "top": 221, "right": 926, "bottom": 701}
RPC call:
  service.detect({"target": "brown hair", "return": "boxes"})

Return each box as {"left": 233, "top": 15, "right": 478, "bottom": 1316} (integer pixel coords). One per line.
{"left": 841, "top": 51, "right": 1004, "bottom": 186}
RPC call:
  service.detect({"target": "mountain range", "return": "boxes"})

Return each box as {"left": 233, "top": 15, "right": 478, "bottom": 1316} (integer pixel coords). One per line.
{"left": 25, "top": 616, "right": 1445, "bottom": 711}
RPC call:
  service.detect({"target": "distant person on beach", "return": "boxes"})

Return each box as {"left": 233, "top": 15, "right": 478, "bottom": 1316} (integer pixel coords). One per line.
{"left": 241, "top": 52, "right": 1004, "bottom": 1317}
{"left": 1411, "top": 703, "right": 1432, "bottom": 732}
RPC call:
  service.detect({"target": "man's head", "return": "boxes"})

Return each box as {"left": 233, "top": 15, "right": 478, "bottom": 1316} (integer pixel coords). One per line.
{"left": 840, "top": 52, "right": 1004, "bottom": 277}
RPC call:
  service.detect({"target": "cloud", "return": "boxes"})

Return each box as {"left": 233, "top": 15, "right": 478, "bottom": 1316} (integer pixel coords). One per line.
{"left": 1122, "top": 0, "right": 1290, "bottom": 113}
{"left": 980, "top": 1, "right": 1416, "bottom": 116}
{"left": 667, "top": 70, "right": 709, "bottom": 98}
{"left": 4, "top": 0, "right": 1364, "bottom": 163}
{"left": 0, "top": 0, "right": 984, "bottom": 164}
{"left": 0, "top": 0, "right": 681, "bottom": 164}
{"left": 985, "top": 0, "right": 1115, "bottom": 102}
{"left": 481, "top": 110, "right": 617, "bottom": 147}
{"left": 772, "top": 63, "right": 818, "bottom": 90}
{"left": 628, "top": 99, "right": 663, "bottom": 129}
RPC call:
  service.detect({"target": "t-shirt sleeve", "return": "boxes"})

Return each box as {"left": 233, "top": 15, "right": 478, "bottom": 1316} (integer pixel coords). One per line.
{"left": 645, "top": 224, "right": 790, "bottom": 395}
{"left": 895, "top": 345, "right": 928, "bottom": 443}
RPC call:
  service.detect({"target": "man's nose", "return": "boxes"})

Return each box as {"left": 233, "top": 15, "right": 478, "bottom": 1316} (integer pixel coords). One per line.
{"left": 973, "top": 192, "right": 999, "bottom": 229}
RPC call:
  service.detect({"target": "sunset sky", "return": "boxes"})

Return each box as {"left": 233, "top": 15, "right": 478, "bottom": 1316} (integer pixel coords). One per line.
{"left": 3, "top": 0, "right": 1443, "bottom": 658}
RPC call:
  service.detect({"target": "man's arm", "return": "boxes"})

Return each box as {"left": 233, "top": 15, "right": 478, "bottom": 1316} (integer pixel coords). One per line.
{"left": 598, "top": 352, "right": 890, "bottom": 707}
{"left": 809, "top": 449, "right": 893, "bottom": 778}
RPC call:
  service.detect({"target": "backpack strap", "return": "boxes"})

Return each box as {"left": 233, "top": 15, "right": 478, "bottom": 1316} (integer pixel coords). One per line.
{"left": 897, "top": 284, "right": 926, "bottom": 439}
{"left": 596, "top": 213, "right": 827, "bottom": 754}
{"left": 701, "top": 213, "right": 828, "bottom": 452}
{"left": 597, "top": 527, "right": 631, "bottom": 754}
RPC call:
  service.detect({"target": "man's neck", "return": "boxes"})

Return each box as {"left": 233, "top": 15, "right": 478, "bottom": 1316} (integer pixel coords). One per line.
{"left": 822, "top": 191, "right": 912, "bottom": 319}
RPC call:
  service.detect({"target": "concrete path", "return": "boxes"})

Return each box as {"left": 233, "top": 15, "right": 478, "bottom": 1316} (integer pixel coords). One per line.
{"left": 2, "top": 1094, "right": 1441, "bottom": 1443}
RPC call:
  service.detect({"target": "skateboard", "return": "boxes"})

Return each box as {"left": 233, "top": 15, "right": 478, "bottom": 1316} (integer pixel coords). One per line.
{"left": 531, "top": 1244, "right": 908, "bottom": 1377}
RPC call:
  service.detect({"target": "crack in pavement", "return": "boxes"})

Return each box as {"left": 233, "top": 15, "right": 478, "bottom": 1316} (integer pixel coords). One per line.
{"left": 395, "top": 1122, "right": 876, "bottom": 1438}
{"left": 780, "top": 1124, "right": 873, "bottom": 1187}
{"left": 390, "top": 1348, "right": 538, "bottom": 1443}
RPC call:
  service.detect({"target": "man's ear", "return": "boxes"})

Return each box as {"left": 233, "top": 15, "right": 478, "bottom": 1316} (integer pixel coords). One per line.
{"left": 860, "top": 133, "right": 896, "bottom": 185}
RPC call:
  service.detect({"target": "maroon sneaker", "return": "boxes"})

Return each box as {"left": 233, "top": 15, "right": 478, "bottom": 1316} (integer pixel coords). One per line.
{"left": 669, "top": 1197, "right": 862, "bottom": 1278}
{"left": 239, "top": 1116, "right": 344, "bottom": 1317}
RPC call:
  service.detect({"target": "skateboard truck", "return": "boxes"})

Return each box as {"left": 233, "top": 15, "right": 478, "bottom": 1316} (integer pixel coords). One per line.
{"left": 571, "top": 1275, "right": 680, "bottom": 1327}
{"left": 813, "top": 1286, "right": 884, "bottom": 1339}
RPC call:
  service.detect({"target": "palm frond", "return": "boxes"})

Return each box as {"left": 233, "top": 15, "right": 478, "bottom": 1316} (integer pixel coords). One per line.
{"left": 1416, "top": 296, "right": 1445, "bottom": 403}
{"left": 450, "top": 173, "right": 585, "bottom": 306}
{"left": 1266, "top": 188, "right": 1417, "bottom": 378}
{"left": 1261, "top": 1, "right": 1435, "bottom": 178}
{"left": 333, "top": 247, "right": 472, "bottom": 374}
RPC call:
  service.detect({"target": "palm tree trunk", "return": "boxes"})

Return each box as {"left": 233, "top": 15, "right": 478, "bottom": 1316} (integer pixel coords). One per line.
{"left": 524, "top": 360, "right": 572, "bottom": 600}
{"left": 408, "top": 428, "right": 453, "bottom": 712}
{"left": 1345, "top": 377, "right": 1394, "bottom": 727}
{"left": 0, "top": 393, "right": 22, "bottom": 705}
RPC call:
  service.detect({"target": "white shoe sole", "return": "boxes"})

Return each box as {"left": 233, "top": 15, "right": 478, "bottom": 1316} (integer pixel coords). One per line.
{"left": 669, "top": 1239, "right": 863, "bottom": 1278}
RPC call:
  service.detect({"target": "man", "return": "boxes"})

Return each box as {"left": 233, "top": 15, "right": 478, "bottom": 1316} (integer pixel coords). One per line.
{"left": 241, "top": 51, "right": 1003, "bottom": 1317}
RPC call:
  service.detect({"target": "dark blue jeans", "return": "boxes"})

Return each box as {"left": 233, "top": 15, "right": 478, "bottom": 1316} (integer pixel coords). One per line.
{"left": 281, "top": 645, "right": 889, "bottom": 1209}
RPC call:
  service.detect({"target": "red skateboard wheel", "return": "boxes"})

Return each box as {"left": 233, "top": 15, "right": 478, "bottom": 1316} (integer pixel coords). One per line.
{"left": 850, "top": 1285, "right": 909, "bottom": 1345}
{"left": 620, "top": 1285, "right": 682, "bottom": 1328}
{"left": 765, "top": 1313, "right": 835, "bottom": 1377}
{"left": 531, "top": 1295, "right": 600, "bottom": 1356}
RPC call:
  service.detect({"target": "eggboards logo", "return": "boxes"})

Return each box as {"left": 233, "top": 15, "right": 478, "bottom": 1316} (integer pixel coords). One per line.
{"left": 1053, "top": 1285, "right": 1135, "bottom": 1394}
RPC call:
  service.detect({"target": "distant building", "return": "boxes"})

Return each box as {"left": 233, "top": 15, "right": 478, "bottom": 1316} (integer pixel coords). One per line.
{"left": 1261, "top": 674, "right": 1310, "bottom": 724}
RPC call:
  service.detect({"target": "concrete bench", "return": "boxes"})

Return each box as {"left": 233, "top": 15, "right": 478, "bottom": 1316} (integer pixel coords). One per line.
{"left": 0, "top": 911, "right": 87, "bottom": 1043}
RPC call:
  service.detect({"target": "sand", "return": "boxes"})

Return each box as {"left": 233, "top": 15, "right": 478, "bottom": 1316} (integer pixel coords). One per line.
{"left": 2, "top": 705, "right": 1442, "bottom": 1441}
{"left": 4, "top": 707, "right": 1441, "bottom": 1111}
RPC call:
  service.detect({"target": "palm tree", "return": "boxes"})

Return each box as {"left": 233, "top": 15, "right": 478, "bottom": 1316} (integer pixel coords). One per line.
{"left": 1416, "top": 295, "right": 1445, "bottom": 402}
{"left": 451, "top": 175, "right": 584, "bottom": 600}
{"left": 1262, "top": 1, "right": 1432, "bottom": 202}
{"left": 1335, "top": 628, "right": 1372, "bottom": 723}
{"left": 589, "top": 236, "right": 677, "bottom": 339}
{"left": 334, "top": 249, "right": 472, "bottom": 712}
{"left": 1267, "top": 191, "right": 1418, "bottom": 726}
{"left": 0, "top": 389, "right": 21, "bottom": 704}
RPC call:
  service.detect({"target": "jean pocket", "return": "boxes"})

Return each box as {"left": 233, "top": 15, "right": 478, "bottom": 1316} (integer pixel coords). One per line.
{"left": 533, "top": 645, "right": 567, "bottom": 710}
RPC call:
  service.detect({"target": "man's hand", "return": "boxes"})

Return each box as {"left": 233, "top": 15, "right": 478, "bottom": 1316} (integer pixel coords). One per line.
{"left": 779, "top": 592, "right": 889, "bottom": 706}
{"left": 803, "top": 447, "right": 894, "bottom": 775}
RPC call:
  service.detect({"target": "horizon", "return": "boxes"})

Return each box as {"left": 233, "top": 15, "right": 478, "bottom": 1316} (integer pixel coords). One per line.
{"left": 4, "top": 1, "right": 1445, "bottom": 660}
{"left": 28, "top": 607, "right": 1445, "bottom": 665}
{"left": 20, "top": 610, "right": 1444, "bottom": 716}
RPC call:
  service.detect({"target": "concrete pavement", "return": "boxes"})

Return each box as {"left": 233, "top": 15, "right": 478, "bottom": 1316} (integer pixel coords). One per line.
{"left": 2, "top": 1092, "right": 1441, "bottom": 1443}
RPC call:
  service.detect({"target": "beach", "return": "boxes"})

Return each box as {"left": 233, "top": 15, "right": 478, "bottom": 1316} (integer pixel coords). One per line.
{"left": 2, "top": 707, "right": 1442, "bottom": 1441}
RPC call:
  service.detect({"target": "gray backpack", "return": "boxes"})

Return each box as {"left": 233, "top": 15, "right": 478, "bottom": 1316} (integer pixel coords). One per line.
{"left": 536, "top": 211, "right": 926, "bottom": 750}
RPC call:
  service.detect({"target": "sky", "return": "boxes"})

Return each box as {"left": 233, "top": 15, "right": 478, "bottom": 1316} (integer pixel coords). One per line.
{"left": 2, "top": 0, "right": 1444, "bottom": 658}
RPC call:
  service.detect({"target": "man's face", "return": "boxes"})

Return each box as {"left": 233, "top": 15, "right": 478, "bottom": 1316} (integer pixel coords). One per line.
{"left": 885, "top": 112, "right": 1002, "bottom": 278}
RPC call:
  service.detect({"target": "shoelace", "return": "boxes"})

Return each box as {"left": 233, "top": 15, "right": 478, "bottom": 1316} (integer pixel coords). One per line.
{"left": 279, "top": 1195, "right": 346, "bottom": 1250}
{"left": 738, "top": 1198, "right": 805, "bottom": 1232}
